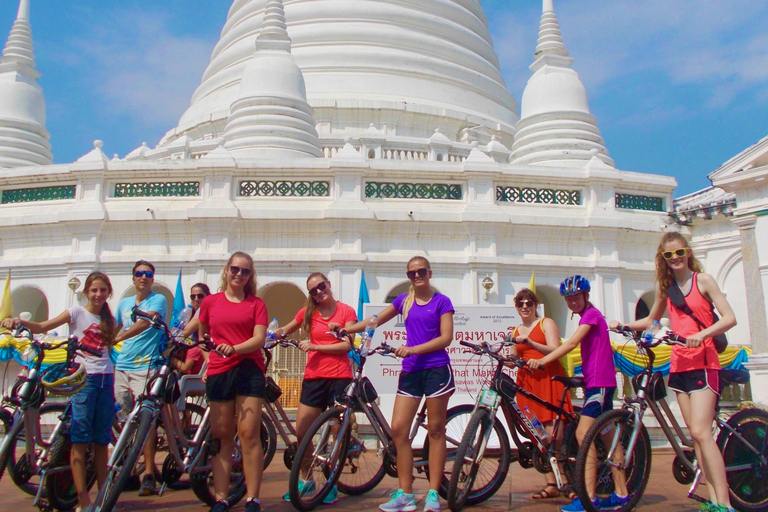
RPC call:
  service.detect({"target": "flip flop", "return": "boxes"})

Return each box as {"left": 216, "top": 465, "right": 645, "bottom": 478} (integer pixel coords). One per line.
{"left": 559, "top": 484, "right": 578, "bottom": 500}
{"left": 532, "top": 485, "right": 560, "bottom": 499}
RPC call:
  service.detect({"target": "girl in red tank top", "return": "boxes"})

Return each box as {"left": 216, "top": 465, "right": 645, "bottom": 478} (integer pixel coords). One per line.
{"left": 610, "top": 233, "right": 737, "bottom": 511}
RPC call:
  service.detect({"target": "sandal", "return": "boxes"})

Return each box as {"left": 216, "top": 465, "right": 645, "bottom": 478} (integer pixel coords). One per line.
{"left": 559, "top": 484, "right": 578, "bottom": 501}
{"left": 532, "top": 484, "right": 560, "bottom": 499}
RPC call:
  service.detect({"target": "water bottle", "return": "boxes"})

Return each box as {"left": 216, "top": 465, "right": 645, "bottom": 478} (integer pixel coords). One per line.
{"left": 523, "top": 406, "right": 549, "bottom": 441}
{"left": 172, "top": 305, "right": 194, "bottom": 337}
{"left": 266, "top": 318, "right": 279, "bottom": 346}
{"left": 360, "top": 315, "right": 378, "bottom": 357}
{"left": 641, "top": 319, "right": 660, "bottom": 346}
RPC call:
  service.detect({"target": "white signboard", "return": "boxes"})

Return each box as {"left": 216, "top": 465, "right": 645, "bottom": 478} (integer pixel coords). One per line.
{"left": 362, "top": 304, "right": 522, "bottom": 443}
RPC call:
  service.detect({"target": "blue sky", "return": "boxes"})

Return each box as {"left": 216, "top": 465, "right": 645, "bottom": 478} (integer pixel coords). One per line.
{"left": 2, "top": 0, "right": 766, "bottom": 197}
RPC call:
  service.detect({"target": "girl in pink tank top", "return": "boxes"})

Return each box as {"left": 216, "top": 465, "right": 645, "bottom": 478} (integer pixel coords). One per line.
{"left": 610, "top": 232, "right": 737, "bottom": 511}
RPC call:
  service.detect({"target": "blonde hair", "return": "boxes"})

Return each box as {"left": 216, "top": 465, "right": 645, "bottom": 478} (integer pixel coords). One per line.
{"left": 302, "top": 272, "right": 329, "bottom": 333}
{"left": 83, "top": 272, "right": 116, "bottom": 347}
{"left": 655, "top": 232, "right": 703, "bottom": 300}
{"left": 219, "top": 251, "right": 257, "bottom": 297}
{"left": 402, "top": 256, "right": 431, "bottom": 321}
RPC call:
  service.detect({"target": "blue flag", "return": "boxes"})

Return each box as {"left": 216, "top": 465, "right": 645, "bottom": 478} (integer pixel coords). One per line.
{"left": 171, "top": 269, "right": 186, "bottom": 328}
{"left": 357, "top": 270, "right": 370, "bottom": 321}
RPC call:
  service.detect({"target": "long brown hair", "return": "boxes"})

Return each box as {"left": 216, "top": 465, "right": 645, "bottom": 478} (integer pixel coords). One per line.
{"left": 219, "top": 251, "right": 257, "bottom": 296}
{"left": 655, "top": 232, "right": 703, "bottom": 300}
{"left": 402, "top": 256, "right": 431, "bottom": 321}
{"left": 84, "top": 272, "right": 117, "bottom": 347}
{"left": 302, "top": 272, "right": 329, "bottom": 333}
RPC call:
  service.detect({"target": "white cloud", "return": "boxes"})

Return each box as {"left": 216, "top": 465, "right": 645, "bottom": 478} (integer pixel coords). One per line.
{"left": 63, "top": 9, "right": 216, "bottom": 130}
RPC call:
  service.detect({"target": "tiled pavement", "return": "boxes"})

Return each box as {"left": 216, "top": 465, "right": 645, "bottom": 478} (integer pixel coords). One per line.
{"left": 1, "top": 450, "right": 707, "bottom": 511}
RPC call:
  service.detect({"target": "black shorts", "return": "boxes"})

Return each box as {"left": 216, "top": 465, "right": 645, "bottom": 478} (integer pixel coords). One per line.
{"left": 668, "top": 369, "right": 720, "bottom": 395}
{"left": 397, "top": 365, "right": 455, "bottom": 399}
{"left": 206, "top": 359, "right": 266, "bottom": 402}
{"left": 300, "top": 378, "right": 352, "bottom": 409}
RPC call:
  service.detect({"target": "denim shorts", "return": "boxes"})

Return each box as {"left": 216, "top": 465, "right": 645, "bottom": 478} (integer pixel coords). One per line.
{"left": 581, "top": 387, "right": 615, "bottom": 419}
{"left": 70, "top": 373, "right": 115, "bottom": 445}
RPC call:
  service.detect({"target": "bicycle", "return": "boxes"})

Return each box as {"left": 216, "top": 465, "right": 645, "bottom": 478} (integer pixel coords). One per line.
{"left": 0, "top": 326, "right": 102, "bottom": 511}
{"left": 573, "top": 327, "right": 768, "bottom": 512}
{"left": 288, "top": 332, "right": 504, "bottom": 512}
{"left": 447, "top": 339, "right": 582, "bottom": 511}
{"left": 261, "top": 336, "right": 301, "bottom": 470}
{"left": 93, "top": 308, "right": 241, "bottom": 512}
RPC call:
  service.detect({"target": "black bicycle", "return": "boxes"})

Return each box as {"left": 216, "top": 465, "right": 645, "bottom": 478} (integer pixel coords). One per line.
{"left": 448, "top": 339, "right": 581, "bottom": 511}
{"left": 573, "top": 327, "right": 767, "bottom": 512}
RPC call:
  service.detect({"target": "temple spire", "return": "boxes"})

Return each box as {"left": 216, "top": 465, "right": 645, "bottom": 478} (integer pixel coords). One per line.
{"left": 0, "top": 0, "right": 53, "bottom": 168}
{"left": 510, "top": 0, "right": 613, "bottom": 168}
{"left": 223, "top": 0, "right": 322, "bottom": 160}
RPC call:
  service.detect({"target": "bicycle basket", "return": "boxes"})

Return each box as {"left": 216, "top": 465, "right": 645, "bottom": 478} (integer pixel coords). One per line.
{"left": 264, "top": 376, "right": 282, "bottom": 404}
{"left": 496, "top": 371, "right": 517, "bottom": 401}
{"left": 40, "top": 362, "right": 86, "bottom": 397}
{"left": 360, "top": 376, "right": 378, "bottom": 403}
{"left": 631, "top": 371, "right": 667, "bottom": 401}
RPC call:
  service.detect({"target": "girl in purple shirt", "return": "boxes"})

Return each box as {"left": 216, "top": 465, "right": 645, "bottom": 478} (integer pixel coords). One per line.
{"left": 337, "top": 257, "right": 454, "bottom": 512}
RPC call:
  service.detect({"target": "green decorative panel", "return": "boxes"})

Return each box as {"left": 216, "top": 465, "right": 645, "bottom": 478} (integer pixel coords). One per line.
{"left": 615, "top": 193, "right": 663, "bottom": 212}
{"left": 239, "top": 180, "right": 330, "bottom": 197}
{"left": 114, "top": 182, "right": 200, "bottom": 197}
{"left": 365, "top": 182, "right": 462, "bottom": 200}
{"left": 1, "top": 185, "right": 76, "bottom": 204}
{"left": 496, "top": 186, "right": 580, "bottom": 205}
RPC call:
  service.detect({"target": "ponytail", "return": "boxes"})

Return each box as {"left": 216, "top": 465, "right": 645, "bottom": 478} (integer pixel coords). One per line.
{"left": 83, "top": 272, "right": 116, "bottom": 347}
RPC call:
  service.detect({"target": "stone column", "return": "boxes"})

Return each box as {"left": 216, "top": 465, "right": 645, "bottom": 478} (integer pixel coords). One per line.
{"left": 732, "top": 215, "right": 768, "bottom": 405}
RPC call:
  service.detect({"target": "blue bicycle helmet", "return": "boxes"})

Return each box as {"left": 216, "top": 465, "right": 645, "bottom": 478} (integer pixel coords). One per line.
{"left": 559, "top": 275, "right": 591, "bottom": 297}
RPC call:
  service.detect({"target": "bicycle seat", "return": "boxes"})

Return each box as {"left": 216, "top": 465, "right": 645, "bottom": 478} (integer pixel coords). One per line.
{"left": 551, "top": 375, "right": 585, "bottom": 389}
{"left": 176, "top": 362, "right": 207, "bottom": 410}
{"left": 720, "top": 368, "right": 750, "bottom": 386}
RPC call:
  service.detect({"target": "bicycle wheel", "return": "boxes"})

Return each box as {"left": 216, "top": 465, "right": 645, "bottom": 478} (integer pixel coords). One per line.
{"left": 45, "top": 433, "right": 97, "bottom": 511}
{"left": 289, "top": 406, "right": 349, "bottom": 512}
{"left": 336, "top": 409, "right": 386, "bottom": 495}
{"left": 0, "top": 407, "right": 13, "bottom": 480}
{"left": 8, "top": 402, "right": 67, "bottom": 496}
{"left": 560, "top": 415, "right": 581, "bottom": 487}
{"left": 425, "top": 404, "right": 511, "bottom": 506}
{"left": 716, "top": 408, "right": 768, "bottom": 511}
{"left": 261, "top": 412, "right": 277, "bottom": 470}
{"left": 574, "top": 408, "right": 652, "bottom": 512}
{"left": 94, "top": 407, "right": 155, "bottom": 512}
{"left": 448, "top": 408, "right": 493, "bottom": 511}
{"left": 189, "top": 430, "right": 246, "bottom": 507}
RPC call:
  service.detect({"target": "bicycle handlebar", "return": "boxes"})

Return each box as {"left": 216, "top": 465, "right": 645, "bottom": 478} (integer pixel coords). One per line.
{"left": 459, "top": 340, "right": 529, "bottom": 370}
{"left": 611, "top": 327, "right": 687, "bottom": 348}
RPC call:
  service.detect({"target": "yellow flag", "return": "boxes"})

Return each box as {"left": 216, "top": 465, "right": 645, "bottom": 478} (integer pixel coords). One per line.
{"left": 0, "top": 270, "right": 12, "bottom": 321}
{"left": 528, "top": 271, "right": 536, "bottom": 295}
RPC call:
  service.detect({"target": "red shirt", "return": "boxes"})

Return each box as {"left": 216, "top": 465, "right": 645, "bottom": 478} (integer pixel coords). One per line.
{"left": 667, "top": 273, "right": 721, "bottom": 373}
{"left": 294, "top": 302, "right": 357, "bottom": 379}
{"left": 184, "top": 346, "right": 205, "bottom": 375}
{"left": 199, "top": 293, "right": 268, "bottom": 376}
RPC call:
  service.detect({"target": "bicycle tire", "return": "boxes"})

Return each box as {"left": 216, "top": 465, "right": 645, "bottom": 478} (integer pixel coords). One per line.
{"left": 8, "top": 402, "right": 67, "bottom": 496}
{"left": 574, "top": 408, "right": 652, "bottom": 512}
{"left": 262, "top": 412, "right": 277, "bottom": 470}
{"left": 716, "top": 407, "right": 768, "bottom": 512}
{"left": 189, "top": 429, "right": 246, "bottom": 507}
{"left": 95, "top": 407, "right": 155, "bottom": 512}
{"left": 448, "top": 408, "right": 492, "bottom": 511}
{"left": 289, "top": 406, "right": 349, "bottom": 512}
{"left": 0, "top": 407, "right": 13, "bottom": 480}
{"left": 336, "top": 409, "right": 386, "bottom": 496}
{"left": 561, "top": 415, "right": 581, "bottom": 486}
{"left": 45, "top": 432, "right": 97, "bottom": 511}
{"left": 425, "top": 403, "right": 511, "bottom": 506}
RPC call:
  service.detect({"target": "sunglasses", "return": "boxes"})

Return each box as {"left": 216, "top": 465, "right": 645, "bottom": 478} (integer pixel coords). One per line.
{"left": 515, "top": 300, "right": 535, "bottom": 308}
{"left": 662, "top": 248, "right": 690, "bottom": 260}
{"left": 406, "top": 268, "right": 429, "bottom": 280}
{"left": 309, "top": 281, "right": 329, "bottom": 297}
{"left": 229, "top": 266, "right": 251, "bottom": 277}
{"left": 190, "top": 293, "right": 206, "bottom": 300}
{"left": 133, "top": 270, "right": 154, "bottom": 278}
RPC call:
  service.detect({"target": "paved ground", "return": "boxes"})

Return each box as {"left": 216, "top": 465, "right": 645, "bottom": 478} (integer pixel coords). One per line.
{"left": 1, "top": 449, "right": 709, "bottom": 511}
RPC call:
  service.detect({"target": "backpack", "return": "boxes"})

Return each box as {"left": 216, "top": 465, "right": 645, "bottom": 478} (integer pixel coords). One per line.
{"left": 666, "top": 281, "right": 728, "bottom": 353}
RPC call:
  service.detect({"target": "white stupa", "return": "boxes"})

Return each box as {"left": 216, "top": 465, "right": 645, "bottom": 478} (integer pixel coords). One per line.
{"left": 510, "top": 0, "right": 613, "bottom": 167}
{"left": 0, "top": 0, "right": 51, "bottom": 168}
